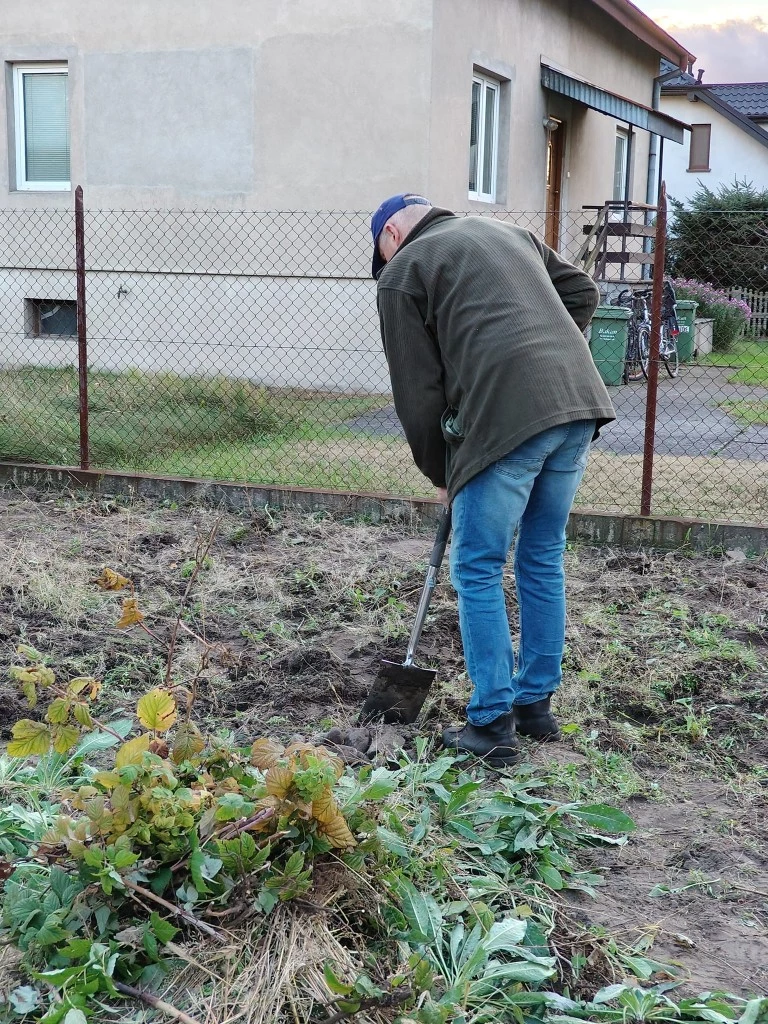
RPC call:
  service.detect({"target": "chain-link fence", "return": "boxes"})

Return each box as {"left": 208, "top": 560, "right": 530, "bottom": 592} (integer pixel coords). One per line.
{"left": 0, "top": 194, "right": 766, "bottom": 524}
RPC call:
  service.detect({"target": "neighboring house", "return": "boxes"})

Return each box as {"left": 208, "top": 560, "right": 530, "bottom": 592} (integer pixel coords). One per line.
{"left": 0, "top": 1, "right": 693, "bottom": 391}
{"left": 660, "top": 61, "right": 768, "bottom": 206}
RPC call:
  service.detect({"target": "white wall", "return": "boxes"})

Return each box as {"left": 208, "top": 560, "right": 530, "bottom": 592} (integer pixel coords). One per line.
{"left": 0, "top": 269, "right": 388, "bottom": 393}
{"left": 660, "top": 94, "right": 768, "bottom": 206}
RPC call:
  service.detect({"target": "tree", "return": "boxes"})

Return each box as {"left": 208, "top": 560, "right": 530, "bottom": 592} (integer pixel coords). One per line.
{"left": 666, "top": 179, "right": 768, "bottom": 291}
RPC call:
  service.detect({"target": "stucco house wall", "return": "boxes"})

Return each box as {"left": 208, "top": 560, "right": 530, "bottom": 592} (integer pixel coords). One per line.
{"left": 660, "top": 93, "right": 768, "bottom": 206}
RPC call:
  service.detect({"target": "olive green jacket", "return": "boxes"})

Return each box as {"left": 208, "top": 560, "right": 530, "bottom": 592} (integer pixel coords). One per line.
{"left": 376, "top": 210, "right": 615, "bottom": 498}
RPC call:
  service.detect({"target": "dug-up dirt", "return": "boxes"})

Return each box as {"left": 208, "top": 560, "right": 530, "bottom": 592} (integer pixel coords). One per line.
{"left": 0, "top": 486, "right": 766, "bottom": 997}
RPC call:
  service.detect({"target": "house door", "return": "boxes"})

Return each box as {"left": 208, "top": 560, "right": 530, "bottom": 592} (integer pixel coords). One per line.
{"left": 545, "top": 119, "right": 566, "bottom": 249}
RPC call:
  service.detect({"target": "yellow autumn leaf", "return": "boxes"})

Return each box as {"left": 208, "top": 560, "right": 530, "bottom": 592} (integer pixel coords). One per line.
{"left": 46, "top": 698, "right": 71, "bottom": 725}
{"left": 20, "top": 679, "right": 37, "bottom": 709}
{"left": 67, "top": 676, "right": 100, "bottom": 699}
{"left": 285, "top": 741, "right": 315, "bottom": 763}
{"left": 115, "top": 733, "right": 151, "bottom": 768}
{"left": 71, "top": 786, "right": 99, "bottom": 809}
{"left": 250, "top": 737, "right": 285, "bottom": 770}
{"left": 88, "top": 679, "right": 102, "bottom": 700}
{"left": 16, "top": 643, "right": 43, "bottom": 661}
{"left": 171, "top": 722, "right": 206, "bottom": 764}
{"left": 93, "top": 771, "right": 120, "bottom": 790}
{"left": 319, "top": 813, "right": 356, "bottom": 849}
{"left": 11, "top": 665, "right": 55, "bottom": 689}
{"left": 116, "top": 597, "right": 144, "bottom": 629}
{"left": 50, "top": 724, "right": 81, "bottom": 755}
{"left": 311, "top": 790, "right": 339, "bottom": 824}
{"left": 265, "top": 763, "right": 295, "bottom": 799}
{"left": 313, "top": 746, "right": 345, "bottom": 780}
{"left": 96, "top": 567, "right": 131, "bottom": 591}
{"left": 7, "top": 720, "right": 52, "bottom": 758}
{"left": 136, "top": 689, "right": 177, "bottom": 732}
{"left": 73, "top": 704, "right": 94, "bottom": 728}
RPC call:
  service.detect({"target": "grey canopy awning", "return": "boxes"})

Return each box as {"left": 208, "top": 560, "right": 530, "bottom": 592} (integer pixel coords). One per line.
{"left": 541, "top": 64, "right": 688, "bottom": 143}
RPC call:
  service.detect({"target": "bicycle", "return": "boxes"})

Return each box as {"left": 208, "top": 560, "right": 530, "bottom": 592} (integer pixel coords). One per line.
{"left": 612, "top": 287, "right": 650, "bottom": 384}
{"left": 612, "top": 282, "right": 680, "bottom": 383}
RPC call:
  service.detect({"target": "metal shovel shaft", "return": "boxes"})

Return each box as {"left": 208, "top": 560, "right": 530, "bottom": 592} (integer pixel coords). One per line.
{"left": 358, "top": 505, "right": 452, "bottom": 724}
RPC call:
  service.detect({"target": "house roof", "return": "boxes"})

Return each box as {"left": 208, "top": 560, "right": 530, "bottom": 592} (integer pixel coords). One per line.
{"left": 705, "top": 83, "right": 768, "bottom": 120}
{"left": 589, "top": 0, "right": 695, "bottom": 69}
{"left": 662, "top": 80, "right": 768, "bottom": 151}
{"left": 659, "top": 60, "right": 768, "bottom": 122}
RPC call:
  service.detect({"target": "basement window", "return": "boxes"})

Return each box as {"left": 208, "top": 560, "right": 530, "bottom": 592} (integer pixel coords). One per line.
{"left": 25, "top": 298, "right": 77, "bottom": 337}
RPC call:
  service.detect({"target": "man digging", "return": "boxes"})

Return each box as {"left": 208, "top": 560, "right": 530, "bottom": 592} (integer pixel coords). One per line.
{"left": 372, "top": 193, "right": 615, "bottom": 766}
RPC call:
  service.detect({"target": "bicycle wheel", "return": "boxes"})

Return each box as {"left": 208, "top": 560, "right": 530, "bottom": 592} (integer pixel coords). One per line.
{"left": 662, "top": 326, "right": 679, "bottom": 378}
{"left": 624, "top": 328, "right": 644, "bottom": 383}
{"left": 638, "top": 325, "right": 650, "bottom": 379}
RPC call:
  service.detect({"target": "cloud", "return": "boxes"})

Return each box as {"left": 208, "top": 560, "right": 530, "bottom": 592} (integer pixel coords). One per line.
{"left": 665, "top": 17, "right": 768, "bottom": 82}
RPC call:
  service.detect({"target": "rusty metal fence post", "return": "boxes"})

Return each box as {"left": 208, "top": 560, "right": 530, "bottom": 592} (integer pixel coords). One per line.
{"left": 75, "top": 185, "right": 90, "bottom": 470}
{"left": 640, "top": 183, "right": 667, "bottom": 516}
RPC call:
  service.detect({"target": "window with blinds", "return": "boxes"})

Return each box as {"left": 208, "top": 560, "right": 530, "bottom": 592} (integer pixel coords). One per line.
{"left": 468, "top": 72, "right": 500, "bottom": 203}
{"left": 688, "top": 124, "right": 711, "bottom": 173}
{"left": 13, "top": 65, "right": 70, "bottom": 191}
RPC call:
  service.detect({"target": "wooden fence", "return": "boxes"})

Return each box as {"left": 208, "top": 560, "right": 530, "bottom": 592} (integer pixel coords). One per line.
{"left": 727, "top": 286, "right": 768, "bottom": 337}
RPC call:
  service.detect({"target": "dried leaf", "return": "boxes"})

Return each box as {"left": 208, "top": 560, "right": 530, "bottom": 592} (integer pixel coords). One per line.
{"left": 319, "top": 814, "right": 356, "bottom": 849}
{"left": 67, "top": 676, "right": 100, "bottom": 698}
{"left": 136, "top": 689, "right": 177, "bottom": 732}
{"left": 172, "top": 722, "right": 205, "bottom": 764}
{"left": 96, "top": 567, "right": 131, "bottom": 591}
{"left": 7, "top": 719, "right": 52, "bottom": 758}
{"left": 148, "top": 738, "right": 169, "bottom": 758}
{"left": 250, "top": 737, "right": 285, "bottom": 770}
{"left": 285, "top": 741, "right": 315, "bottom": 762}
{"left": 311, "top": 790, "right": 339, "bottom": 824}
{"left": 116, "top": 597, "right": 144, "bottom": 629}
{"left": 313, "top": 746, "right": 345, "bottom": 780}
{"left": 50, "top": 724, "right": 81, "bottom": 755}
{"left": 265, "top": 763, "right": 294, "bottom": 799}
{"left": 115, "top": 733, "right": 151, "bottom": 769}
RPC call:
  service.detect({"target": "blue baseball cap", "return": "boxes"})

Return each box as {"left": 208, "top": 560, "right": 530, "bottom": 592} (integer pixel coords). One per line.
{"left": 371, "top": 193, "right": 431, "bottom": 278}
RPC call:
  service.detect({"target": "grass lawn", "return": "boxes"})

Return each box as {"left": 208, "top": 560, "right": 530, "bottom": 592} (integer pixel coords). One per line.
{"left": 2, "top": 365, "right": 767, "bottom": 523}
{"left": 718, "top": 399, "right": 768, "bottom": 425}
{"left": 701, "top": 337, "right": 768, "bottom": 385}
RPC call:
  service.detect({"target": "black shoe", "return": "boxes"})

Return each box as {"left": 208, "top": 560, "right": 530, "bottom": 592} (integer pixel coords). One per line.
{"left": 513, "top": 697, "right": 560, "bottom": 740}
{"left": 442, "top": 712, "right": 519, "bottom": 766}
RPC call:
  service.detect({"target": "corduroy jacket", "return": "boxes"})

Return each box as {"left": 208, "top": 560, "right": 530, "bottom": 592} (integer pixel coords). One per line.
{"left": 376, "top": 209, "right": 615, "bottom": 499}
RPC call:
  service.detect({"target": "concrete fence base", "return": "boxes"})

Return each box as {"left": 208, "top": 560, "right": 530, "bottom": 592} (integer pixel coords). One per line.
{"left": 1, "top": 461, "right": 766, "bottom": 555}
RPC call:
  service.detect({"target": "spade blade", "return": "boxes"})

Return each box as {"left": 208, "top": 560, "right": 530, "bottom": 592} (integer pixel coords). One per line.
{"left": 359, "top": 659, "right": 437, "bottom": 725}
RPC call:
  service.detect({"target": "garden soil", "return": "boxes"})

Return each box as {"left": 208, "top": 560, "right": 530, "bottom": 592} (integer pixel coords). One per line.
{"left": 0, "top": 486, "right": 766, "bottom": 997}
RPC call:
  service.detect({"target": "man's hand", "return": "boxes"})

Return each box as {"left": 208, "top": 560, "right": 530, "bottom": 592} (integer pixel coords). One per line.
{"left": 436, "top": 487, "right": 449, "bottom": 507}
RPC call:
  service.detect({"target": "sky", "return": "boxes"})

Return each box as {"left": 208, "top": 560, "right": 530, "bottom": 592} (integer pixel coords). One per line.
{"left": 633, "top": 1, "right": 768, "bottom": 82}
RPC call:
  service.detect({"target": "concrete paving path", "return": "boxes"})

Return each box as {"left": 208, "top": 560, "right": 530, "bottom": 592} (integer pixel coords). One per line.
{"left": 345, "top": 365, "right": 768, "bottom": 462}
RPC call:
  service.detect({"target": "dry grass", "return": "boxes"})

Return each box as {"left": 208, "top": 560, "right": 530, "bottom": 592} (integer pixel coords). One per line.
{"left": 1, "top": 488, "right": 767, "bottom": 1013}
{"left": 580, "top": 449, "right": 768, "bottom": 523}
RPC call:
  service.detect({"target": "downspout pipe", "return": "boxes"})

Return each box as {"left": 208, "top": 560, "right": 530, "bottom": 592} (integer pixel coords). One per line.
{"left": 646, "top": 67, "right": 689, "bottom": 205}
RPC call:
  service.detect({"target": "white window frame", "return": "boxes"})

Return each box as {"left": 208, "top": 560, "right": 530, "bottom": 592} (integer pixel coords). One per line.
{"left": 613, "top": 128, "right": 628, "bottom": 203}
{"left": 13, "top": 64, "right": 70, "bottom": 192}
{"left": 468, "top": 72, "right": 500, "bottom": 204}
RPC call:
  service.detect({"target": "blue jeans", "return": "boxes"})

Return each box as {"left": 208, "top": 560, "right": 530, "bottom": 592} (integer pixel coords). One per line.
{"left": 449, "top": 420, "right": 595, "bottom": 725}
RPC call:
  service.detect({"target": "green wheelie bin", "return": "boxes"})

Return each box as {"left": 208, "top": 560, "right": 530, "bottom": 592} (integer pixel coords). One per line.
{"left": 588, "top": 306, "right": 632, "bottom": 386}
{"left": 674, "top": 300, "right": 698, "bottom": 362}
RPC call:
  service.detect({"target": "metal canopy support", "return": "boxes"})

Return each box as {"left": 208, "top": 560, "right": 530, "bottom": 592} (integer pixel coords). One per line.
{"left": 541, "top": 64, "right": 687, "bottom": 144}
